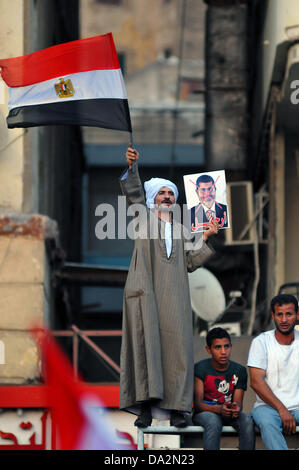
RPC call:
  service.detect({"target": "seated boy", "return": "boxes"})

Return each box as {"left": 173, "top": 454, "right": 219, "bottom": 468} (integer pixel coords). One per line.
{"left": 193, "top": 327, "right": 255, "bottom": 450}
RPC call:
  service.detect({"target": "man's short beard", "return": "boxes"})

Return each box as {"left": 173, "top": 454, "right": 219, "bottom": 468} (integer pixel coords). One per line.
{"left": 275, "top": 322, "right": 296, "bottom": 335}
{"left": 156, "top": 205, "right": 173, "bottom": 213}
{"left": 155, "top": 204, "right": 174, "bottom": 213}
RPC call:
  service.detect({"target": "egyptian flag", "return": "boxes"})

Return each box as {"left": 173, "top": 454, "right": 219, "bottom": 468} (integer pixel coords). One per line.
{"left": 0, "top": 33, "right": 132, "bottom": 132}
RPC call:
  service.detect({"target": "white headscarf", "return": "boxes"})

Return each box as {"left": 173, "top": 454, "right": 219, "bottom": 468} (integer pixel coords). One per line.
{"left": 144, "top": 177, "right": 178, "bottom": 208}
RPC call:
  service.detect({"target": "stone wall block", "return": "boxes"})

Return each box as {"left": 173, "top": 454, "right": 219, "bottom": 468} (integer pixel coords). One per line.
{"left": 0, "top": 213, "right": 59, "bottom": 383}
{"left": 0, "top": 331, "right": 41, "bottom": 384}
{"left": 0, "top": 285, "right": 44, "bottom": 330}
{"left": 0, "top": 237, "right": 45, "bottom": 284}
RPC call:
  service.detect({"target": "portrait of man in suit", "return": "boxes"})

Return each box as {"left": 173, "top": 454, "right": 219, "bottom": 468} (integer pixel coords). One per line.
{"left": 190, "top": 173, "right": 229, "bottom": 233}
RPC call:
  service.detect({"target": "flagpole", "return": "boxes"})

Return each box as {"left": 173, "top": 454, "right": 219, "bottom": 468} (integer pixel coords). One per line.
{"left": 129, "top": 131, "right": 135, "bottom": 174}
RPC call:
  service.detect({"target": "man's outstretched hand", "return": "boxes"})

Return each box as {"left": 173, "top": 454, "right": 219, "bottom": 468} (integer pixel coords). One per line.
{"left": 203, "top": 220, "right": 219, "bottom": 242}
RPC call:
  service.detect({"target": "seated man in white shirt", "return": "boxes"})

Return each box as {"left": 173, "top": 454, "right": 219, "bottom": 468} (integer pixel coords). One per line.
{"left": 247, "top": 294, "right": 299, "bottom": 450}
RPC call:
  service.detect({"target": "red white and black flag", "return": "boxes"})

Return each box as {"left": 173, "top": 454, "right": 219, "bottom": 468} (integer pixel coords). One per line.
{"left": 0, "top": 33, "right": 132, "bottom": 132}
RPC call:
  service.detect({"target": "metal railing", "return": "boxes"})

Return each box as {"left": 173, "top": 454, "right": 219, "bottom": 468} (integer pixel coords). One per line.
{"left": 53, "top": 325, "right": 122, "bottom": 381}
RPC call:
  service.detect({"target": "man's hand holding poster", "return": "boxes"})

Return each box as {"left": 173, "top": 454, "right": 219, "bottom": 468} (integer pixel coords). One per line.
{"left": 183, "top": 170, "right": 230, "bottom": 234}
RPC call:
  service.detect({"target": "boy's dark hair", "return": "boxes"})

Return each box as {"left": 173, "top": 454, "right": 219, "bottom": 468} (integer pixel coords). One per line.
{"left": 206, "top": 327, "right": 231, "bottom": 348}
{"left": 271, "top": 294, "right": 298, "bottom": 313}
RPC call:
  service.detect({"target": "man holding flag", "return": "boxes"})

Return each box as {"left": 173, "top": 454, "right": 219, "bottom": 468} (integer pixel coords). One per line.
{"left": 0, "top": 33, "right": 218, "bottom": 436}
{"left": 0, "top": 32, "right": 133, "bottom": 449}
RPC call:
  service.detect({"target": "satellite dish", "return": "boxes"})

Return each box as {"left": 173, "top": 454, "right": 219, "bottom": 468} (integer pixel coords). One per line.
{"left": 188, "top": 267, "right": 226, "bottom": 322}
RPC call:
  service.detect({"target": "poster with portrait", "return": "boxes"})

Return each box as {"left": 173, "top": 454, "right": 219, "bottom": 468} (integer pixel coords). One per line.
{"left": 183, "top": 170, "right": 230, "bottom": 233}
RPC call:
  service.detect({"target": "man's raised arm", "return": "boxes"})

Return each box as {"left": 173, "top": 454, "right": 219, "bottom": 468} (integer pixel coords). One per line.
{"left": 120, "top": 147, "right": 145, "bottom": 206}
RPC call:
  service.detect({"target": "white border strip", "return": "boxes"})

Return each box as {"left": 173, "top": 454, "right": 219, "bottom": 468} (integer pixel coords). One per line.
{"left": 8, "top": 69, "right": 127, "bottom": 110}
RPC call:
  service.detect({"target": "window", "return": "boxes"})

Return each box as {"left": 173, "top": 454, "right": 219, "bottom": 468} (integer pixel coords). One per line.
{"left": 164, "top": 48, "right": 172, "bottom": 59}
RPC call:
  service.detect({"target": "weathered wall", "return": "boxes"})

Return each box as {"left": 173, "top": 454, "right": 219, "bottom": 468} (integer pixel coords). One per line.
{"left": 0, "top": 214, "right": 58, "bottom": 383}
{"left": 0, "top": 0, "right": 82, "bottom": 383}
{"left": 204, "top": 4, "right": 249, "bottom": 172}
{"left": 0, "top": 0, "right": 25, "bottom": 212}
{"left": 81, "top": 0, "right": 206, "bottom": 73}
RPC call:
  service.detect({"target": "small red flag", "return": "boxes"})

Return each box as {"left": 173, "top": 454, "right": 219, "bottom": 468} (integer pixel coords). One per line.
{"left": 36, "top": 328, "right": 129, "bottom": 450}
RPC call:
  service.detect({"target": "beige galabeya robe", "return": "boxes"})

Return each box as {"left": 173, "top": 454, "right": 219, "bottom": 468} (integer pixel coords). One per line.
{"left": 119, "top": 165, "right": 214, "bottom": 417}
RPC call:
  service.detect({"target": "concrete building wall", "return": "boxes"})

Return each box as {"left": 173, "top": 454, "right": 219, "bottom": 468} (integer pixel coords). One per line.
{"left": 81, "top": 0, "right": 206, "bottom": 73}
{"left": 204, "top": 3, "right": 249, "bottom": 172}
{"left": 0, "top": 213, "right": 58, "bottom": 384}
{"left": 0, "top": 0, "right": 82, "bottom": 384}
{"left": 0, "top": 0, "right": 25, "bottom": 212}
{"left": 80, "top": 0, "right": 206, "bottom": 147}
{"left": 262, "top": 2, "right": 299, "bottom": 293}
{"left": 0, "top": 0, "right": 42, "bottom": 385}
